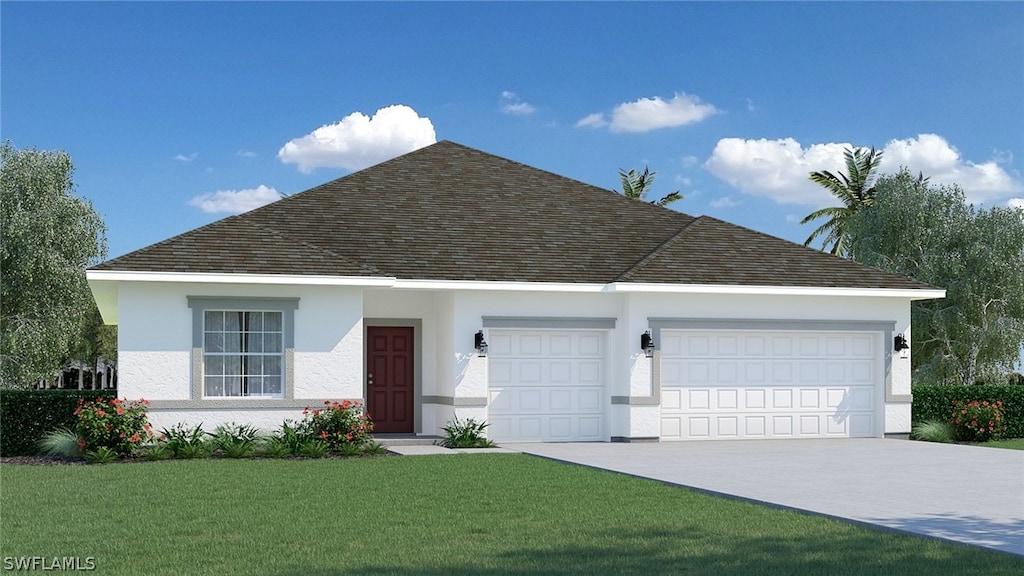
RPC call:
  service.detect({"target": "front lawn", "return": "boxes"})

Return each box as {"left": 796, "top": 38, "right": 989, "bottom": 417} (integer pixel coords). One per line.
{"left": 977, "top": 438, "right": 1024, "bottom": 450}
{"left": 1, "top": 454, "right": 1019, "bottom": 575}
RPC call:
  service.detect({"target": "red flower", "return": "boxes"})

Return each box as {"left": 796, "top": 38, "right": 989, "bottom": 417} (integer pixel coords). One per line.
{"left": 119, "top": 432, "right": 126, "bottom": 439}
{"left": 129, "top": 433, "right": 142, "bottom": 443}
{"left": 78, "top": 439, "right": 86, "bottom": 450}
{"left": 116, "top": 407, "right": 125, "bottom": 415}
{"left": 320, "top": 431, "right": 329, "bottom": 439}
{"left": 111, "top": 398, "right": 121, "bottom": 406}
{"left": 96, "top": 410, "right": 107, "bottom": 417}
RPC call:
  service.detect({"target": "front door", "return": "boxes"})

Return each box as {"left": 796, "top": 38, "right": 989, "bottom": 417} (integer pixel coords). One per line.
{"left": 366, "top": 326, "right": 415, "bottom": 433}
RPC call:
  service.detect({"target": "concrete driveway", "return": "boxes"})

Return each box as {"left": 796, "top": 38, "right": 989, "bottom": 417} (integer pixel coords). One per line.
{"left": 516, "top": 439, "right": 1024, "bottom": 556}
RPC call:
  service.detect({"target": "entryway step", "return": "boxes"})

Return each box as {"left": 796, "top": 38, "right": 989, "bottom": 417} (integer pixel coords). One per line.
{"left": 372, "top": 435, "right": 442, "bottom": 447}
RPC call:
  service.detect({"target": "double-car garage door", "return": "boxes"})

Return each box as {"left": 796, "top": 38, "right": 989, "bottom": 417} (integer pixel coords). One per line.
{"left": 660, "top": 329, "right": 881, "bottom": 440}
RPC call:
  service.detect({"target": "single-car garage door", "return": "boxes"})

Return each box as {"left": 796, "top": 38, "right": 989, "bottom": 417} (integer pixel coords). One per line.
{"left": 487, "top": 330, "right": 606, "bottom": 442}
{"left": 660, "top": 329, "right": 881, "bottom": 440}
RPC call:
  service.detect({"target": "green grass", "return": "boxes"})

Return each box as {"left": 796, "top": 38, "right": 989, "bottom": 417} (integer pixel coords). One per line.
{"left": 976, "top": 438, "right": 1024, "bottom": 450}
{"left": 1, "top": 455, "right": 1020, "bottom": 575}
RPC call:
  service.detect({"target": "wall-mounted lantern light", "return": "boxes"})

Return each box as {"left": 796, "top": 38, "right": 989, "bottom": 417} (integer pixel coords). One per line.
{"left": 474, "top": 330, "right": 488, "bottom": 357}
{"left": 894, "top": 333, "right": 909, "bottom": 358}
{"left": 641, "top": 330, "right": 655, "bottom": 358}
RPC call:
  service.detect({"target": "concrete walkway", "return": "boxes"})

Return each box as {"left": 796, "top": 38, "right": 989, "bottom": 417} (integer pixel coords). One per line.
{"left": 516, "top": 439, "right": 1024, "bottom": 556}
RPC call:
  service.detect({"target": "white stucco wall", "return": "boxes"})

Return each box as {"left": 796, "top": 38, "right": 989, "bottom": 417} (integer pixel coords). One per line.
{"left": 113, "top": 279, "right": 918, "bottom": 438}
{"left": 116, "top": 281, "right": 364, "bottom": 431}
{"left": 446, "top": 289, "right": 915, "bottom": 439}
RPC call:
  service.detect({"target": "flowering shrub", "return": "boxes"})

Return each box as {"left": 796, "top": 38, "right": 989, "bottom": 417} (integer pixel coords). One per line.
{"left": 299, "top": 400, "right": 373, "bottom": 452}
{"left": 950, "top": 399, "right": 1005, "bottom": 442}
{"left": 74, "top": 397, "right": 153, "bottom": 457}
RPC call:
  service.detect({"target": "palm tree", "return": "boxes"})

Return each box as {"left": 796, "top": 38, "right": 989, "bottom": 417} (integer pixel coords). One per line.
{"left": 801, "top": 146, "right": 883, "bottom": 256}
{"left": 619, "top": 166, "right": 682, "bottom": 207}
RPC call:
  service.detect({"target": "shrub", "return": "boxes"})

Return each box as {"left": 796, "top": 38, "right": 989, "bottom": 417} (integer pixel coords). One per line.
{"left": 161, "top": 424, "right": 209, "bottom": 458}
{"left": 37, "top": 428, "right": 83, "bottom": 458}
{"left": 260, "top": 437, "right": 293, "bottom": 459}
{"left": 0, "top": 389, "right": 116, "bottom": 456}
{"left": 913, "top": 385, "right": 1024, "bottom": 438}
{"left": 210, "top": 422, "right": 259, "bottom": 457}
{"left": 299, "top": 400, "right": 373, "bottom": 452}
{"left": 910, "top": 420, "right": 954, "bottom": 443}
{"left": 221, "top": 439, "right": 256, "bottom": 459}
{"left": 298, "top": 439, "right": 329, "bottom": 458}
{"left": 75, "top": 397, "right": 152, "bottom": 457}
{"left": 175, "top": 442, "right": 212, "bottom": 460}
{"left": 950, "top": 399, "right": 1005, "bottom": 442}
{"left": 84, "top": 446, "right": 119, "bottom": 464}
{"left": 361, "top": 441, "right": 388, "bottom": 455}
{"left": 140, "top": 443, "right": 173, "bottom": 461}
{"left": 441, "top": 417, "right": 496, "bottom": 448}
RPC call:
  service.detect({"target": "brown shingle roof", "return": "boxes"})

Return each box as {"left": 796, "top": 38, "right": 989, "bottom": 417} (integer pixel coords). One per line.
{"left": 93, "top": 141, "right": 932, "bottom": 290}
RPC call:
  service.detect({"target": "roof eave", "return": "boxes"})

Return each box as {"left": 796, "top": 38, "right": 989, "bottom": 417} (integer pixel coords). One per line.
{"left": 606, "top": 282, "right": 946, "bottom": 300}
{"left": 85, "top": 270, "right": 398, "bottom": 287}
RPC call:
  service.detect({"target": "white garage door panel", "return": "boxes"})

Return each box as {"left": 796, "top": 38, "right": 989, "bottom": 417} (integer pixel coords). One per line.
{"left": 488, "top": 330, "right": 606, "bottom": 442}
{"left": 661, "top": 330, "right": 880, "bottom": 440}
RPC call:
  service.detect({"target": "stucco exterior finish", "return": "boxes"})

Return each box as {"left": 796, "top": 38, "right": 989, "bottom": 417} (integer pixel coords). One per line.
{"left": 100, "top": 278, "right": 920, "bottom": 440}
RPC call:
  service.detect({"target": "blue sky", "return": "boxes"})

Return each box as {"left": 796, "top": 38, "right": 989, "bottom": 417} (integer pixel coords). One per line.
{"left": 3, "top": 1, "right": 1022, "bottom": 262}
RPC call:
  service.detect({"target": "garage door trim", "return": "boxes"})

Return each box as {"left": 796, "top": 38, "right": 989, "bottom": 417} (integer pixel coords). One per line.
{"left": 483, "top": 316, "right": 617, "bottom": 329}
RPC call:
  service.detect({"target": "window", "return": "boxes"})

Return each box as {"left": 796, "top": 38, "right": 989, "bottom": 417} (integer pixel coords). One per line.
{"left": 188, "top": 297, "right": 298, "bottom": 401}
{"left": 203, "top": 311, "right": 283, "bottom": 397}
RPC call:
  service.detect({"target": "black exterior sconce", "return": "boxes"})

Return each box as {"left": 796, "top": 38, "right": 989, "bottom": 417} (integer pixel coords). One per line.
{"left": 475, "top": 330, "right": 488, "bottom": 357}
{"left": 894, "top": 333, "right": 909, "bottom": 358}
{"left": 641, "top": 330, "right": 655, "bottom": 358}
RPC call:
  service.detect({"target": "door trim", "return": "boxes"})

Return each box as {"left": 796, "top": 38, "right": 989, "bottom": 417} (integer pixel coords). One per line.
{"left": 365, "top": 319, "right": 423, "bottom": 434}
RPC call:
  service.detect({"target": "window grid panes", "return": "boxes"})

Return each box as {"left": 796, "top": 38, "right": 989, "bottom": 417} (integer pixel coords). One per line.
{"left": 203, "top": 311, "right": 284, "bottom": 397}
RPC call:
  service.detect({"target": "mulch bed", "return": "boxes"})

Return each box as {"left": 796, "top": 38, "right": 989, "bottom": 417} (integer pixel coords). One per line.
{"left": 0, "top": 455, "right": 88, "bottom": 466}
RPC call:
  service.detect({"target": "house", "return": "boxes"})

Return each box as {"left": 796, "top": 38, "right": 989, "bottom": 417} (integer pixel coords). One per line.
{"left": 87, "top": 141, "right": 944, "bottom": 442}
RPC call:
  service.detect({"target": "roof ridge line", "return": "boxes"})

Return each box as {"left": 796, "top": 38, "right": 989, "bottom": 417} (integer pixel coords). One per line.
{"left": 244, "top": 220, "right": 385, "bottom": 276}
{"left": 614, "top": 216, "right": 704, "bottom": 282}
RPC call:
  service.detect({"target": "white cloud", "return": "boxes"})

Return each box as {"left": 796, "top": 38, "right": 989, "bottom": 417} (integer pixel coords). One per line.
{"left": 1009, "top": 198, "right": 1024, "bottom": 210}
{"left": 878, "top": 134, "right": 1023, "bottom": 204}
{"left": 710, "top": 196, "right": 741, "bottom": 209}
{"left": 705, "top": 133, "right": 1024, "bottom": 207}
{"left": 188, "top": 185, "right": 281, "bottom": 215}
{"left": 705, "top": 137, "right": 848, "bottom": 206}
{"left": 575, "top": 113, "right": 607, "bottom": 129}
{"left": 174, "top": 152, "right": 198, "bottom": 162}
{"left": 278, "top": 105, "right": 436, "bottom": 173}
{"left": 235, "top": 150, "right": 257, "bottom": 158}
{"left": 500, "top": 91, "right": 536, "bottom": 116}
{"left": 576, "top": 92, "right": 718, "bottom": 133}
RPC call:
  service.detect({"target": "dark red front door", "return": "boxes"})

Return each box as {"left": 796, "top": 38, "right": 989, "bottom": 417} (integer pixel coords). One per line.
{"left": 366, "top": 326, "right": 414, "bottom": 433}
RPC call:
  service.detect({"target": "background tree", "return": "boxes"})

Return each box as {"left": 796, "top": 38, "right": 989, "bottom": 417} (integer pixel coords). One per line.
{"left": 801, "top": 146, "right": 883, "bottom": 256}
{"left": 1, "top": 142, "right": 108, "bottom": 387}
{"left": 619, "top": 166, "right": 682, "bottom": 207}
{"left": 847, "top": 169, "right": 1024, "bottom": 385}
